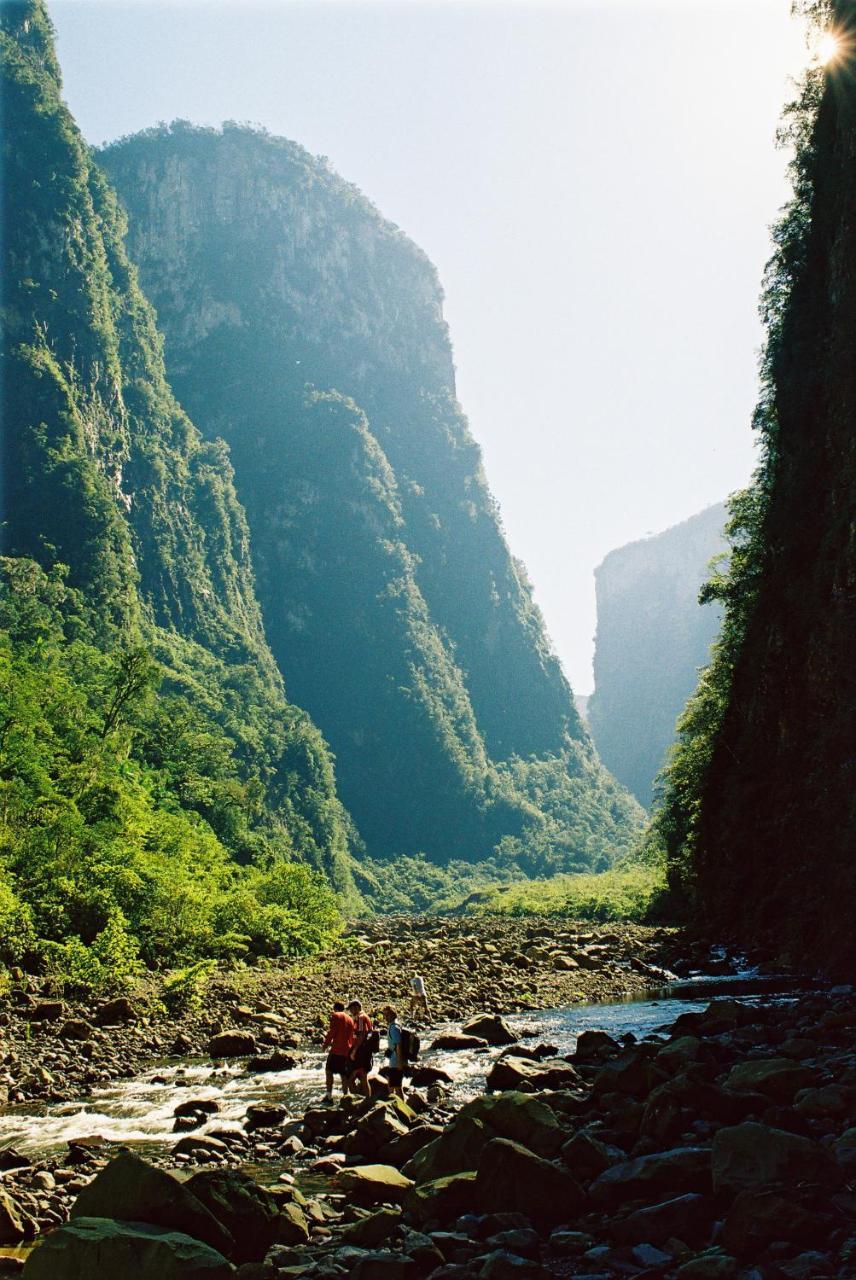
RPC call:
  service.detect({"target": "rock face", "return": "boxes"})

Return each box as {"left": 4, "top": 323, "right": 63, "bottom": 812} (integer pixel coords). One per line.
{"left": 101, "top": 122, "right": 643, "bottom": 874}
{"left": 587, "top": 503, "right": 727, "bottom": 807}
{"left": 22, "top": 1217, "right": 233, "bottom": 1280}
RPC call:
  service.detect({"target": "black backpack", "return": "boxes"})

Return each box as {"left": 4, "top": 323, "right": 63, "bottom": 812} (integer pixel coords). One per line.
{"left": 399, "top": 1026, "right": 421, "bottom": 1062}
{"left": 366, "top": 1028, "right": 381, "bottom": 1053}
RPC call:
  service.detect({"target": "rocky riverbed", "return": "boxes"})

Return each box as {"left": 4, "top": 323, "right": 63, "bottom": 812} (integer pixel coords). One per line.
{"left": 3, "top": 917, "right": 853, "bottom": 1278}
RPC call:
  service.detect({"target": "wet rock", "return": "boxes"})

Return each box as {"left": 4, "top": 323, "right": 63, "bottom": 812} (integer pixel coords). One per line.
{"left": 724, "top": 1057, "right": 815, "bottom": 1103}
{"left": 246, "top": 1052, "right": 297, "bottom": 1073}
{"left": 22, "top": 1216, "right": 233, "bottom": 1279}
{"left": 175, "top": 1099, "right": 221, "bottom": 1120}
{"left": 173, "top": 1135, "right": 230, "bottom": 1159}
{"left": 187, "top": 1168, "right": 309, "bottom": 1260}
{"left": 409, "top": 1065, "right": 453, "bottom": 1088}
{"left": 462, "top": 1016, "right": 518, "bottom": 1047}
{"left": 589, "top": 1146, "right": 711, "bottom": 1205}
{"left": 431, "top": 1034, "right": 489, "bottom": 1052}
{"left": 333, "top": 1163, "right": 414, "bottom": 1206}
{"left": 245, "top": 1104, "right": 289, "bottom": 1133}
{"left": 711, "top": 1122, "right": 839, "bottom": 1195}
{"left": 95, "top": 996, "right": 136, "bottom": 1024}
{"left": 70, "top": 1152, "right": 234, "bottom": 1256}
{"left": 208, "top": 1029, "right": 257, "bottom": 1058}
{"left": 474, "top": 1138, "right": 584, "bottom": 1227}
{"left": 486, "top": 1055, "right": 579, "bottom": 1093}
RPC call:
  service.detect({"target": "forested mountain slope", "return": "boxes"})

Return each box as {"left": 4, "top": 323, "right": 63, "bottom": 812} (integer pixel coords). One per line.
{"left": 588, "top": 504, "right": 727, "bottom": 807}
{"left": 102, "top": 122, "right": 644, "bottom": 870}
{"left": 0, "top": 1, "right": 353, "bottom": 975}
{"left": 656, "top": 3, "right": 856, "bottom": 969}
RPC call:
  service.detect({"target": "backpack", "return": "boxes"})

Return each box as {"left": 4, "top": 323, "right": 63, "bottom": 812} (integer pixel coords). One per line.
{"left": 398, "top": 1026, "right": 421, "bottom": 1062}
{"left": 366, "top": 1028, "right": 381, "bottom": 1053}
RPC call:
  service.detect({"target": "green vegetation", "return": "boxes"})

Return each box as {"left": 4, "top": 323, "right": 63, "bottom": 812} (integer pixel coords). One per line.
{"left": 101, "top": 120, "right": 645, "bottom": 872}
{"left": 0, "top": 2, "right": 352, "bottom": 984}
{"left": 461, "top": 864, "right": 666, "bottom": 922}
{"left": 654, "top": 0, "right": 856, "bottom": 968}
{"left": 587, "top": 504, "right": 727, "bottom": 808}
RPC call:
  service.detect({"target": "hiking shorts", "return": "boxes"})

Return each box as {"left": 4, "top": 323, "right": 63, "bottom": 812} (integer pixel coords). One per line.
{"left": 326, "top": 1052, "right": 351, "bottom": 1077}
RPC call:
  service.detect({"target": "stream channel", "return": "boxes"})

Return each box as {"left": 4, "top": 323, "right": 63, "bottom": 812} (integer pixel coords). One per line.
{"left": 0, "top": 972, "right": 807, "bottom": 1167}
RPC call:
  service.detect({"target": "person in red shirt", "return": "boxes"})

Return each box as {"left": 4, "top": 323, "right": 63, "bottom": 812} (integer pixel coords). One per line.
{"left": 346, "top": 999, "right": 374, "bottom": 1097}
{"left": 322, "top": 1001, "right": 355, "bottom": 1102}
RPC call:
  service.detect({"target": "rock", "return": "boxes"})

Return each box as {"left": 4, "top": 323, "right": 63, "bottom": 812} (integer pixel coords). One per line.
{"left": 573, "top": 1030, "right": 619, "bottom": 1062}
{"left": 70, "top": 1152, "right": 234, "bottom": 1256}
{"left": 95, "top": 996, "right": 136, "bottom": 1024}
{"left": 478, "top": 1251, "right": 545, "bottom": 1278}
{"left": 721, "top": 1188, "right": 820, "bottom": 1257}
{"left": 794, "top": 1084, "right": 855, "bottom": 1117}
{"left": 633, "top": 1243, "right": 673, "bottom": 1268}
{"left": 548, "top": 1228, "right": 594, "bottom": 1255}
{"left": 0, "top": 1190, "right": 30, "bottom": 1244}
{"left": 175, "top": 1099, "right": 221, "bottom": 1119}
{"left": 27, "top": 1001, "right": 63, "bottom": 1023}
{"left": 341, "top": 1206, "right": 402, "bottom": 1247}
{"left": 381, "top": 1123, "right": 444, "bottom": 1165}
{"left": 560, "top": 1130, "right": 621, "bottom": 1180}
{"left": 460, "top": 1092, "right": 565, "bottom": 1158}
{"left": 724, "top": 1058, "right": 814, "bottom": 1103}
{"left": 173, "top": 1135, "right": 230, "bottom": 1158}
{"left": 590, "top": 1147, "right": 711, "bottom": 1205}
{"left": 550, "top": 955, "right": 578, "bottom": 971}
{"left": 833, "top": 1125, "right": 856, "bottom": 1168}
{"left": 208, "top": 1030, "right": 256, "bottom": 1058}
{"left": 22, "top": 1216, "right": 233, "bottom": 1279}
{"left": 431, "top": 1034, "right": 489, "bottom": 1052}
{"left": 410, "top": 1065, "right": 453, "bottom": 1087}
{"left": 407, "top": 1171, "right": 480, "bottom": 1226}
{"left": 591, "top": 1046, "right": 658, "bottom": 1097}
{"left": 674, "top": 1254, "right": 738, "bottom": 1279}
{"left": 403, "top": 1115, "right": 490, "bottom": 1184}
{"left": 246, "top": 1052, "right": 297, "bottom": 1073}
{"left": 245, "top": 1104, "right": 289, "bottom": 1132}
{"left": 348, "top": 1251, "right": 414, "bottom": 1280}
{"left": 474, "top": 1138, "right": 585, "bottom": 1227}
{"left": 187, "top": 1169, "right": 309, "bottom": 1261}
{"left": 58, "top": 1020, "right": 94, "bottom": 1042}
{"left": 486, "top": 1055, "right": 579, "bottom": 1093}
{"left": 614, "top": 1193, "right": 710, "bottom": 1247}
{"left": 462, "top": 1016, "right": 518, "bottom": 1047}
{"left": 0, "top": 1149, "right": 31, "bottom": 1172}
{"left": 334, "top": 1164, "right": 414, "bottom": 1206}
{"left": 711, "top": 1122, "right": 839, "bottom": 1196}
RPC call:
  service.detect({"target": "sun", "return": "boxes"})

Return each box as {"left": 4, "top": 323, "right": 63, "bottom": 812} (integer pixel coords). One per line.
{"left": 817, "top": 31, "right": 841, "bottom": 66}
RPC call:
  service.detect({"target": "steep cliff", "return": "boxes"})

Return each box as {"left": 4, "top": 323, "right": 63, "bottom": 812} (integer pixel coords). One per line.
{"left": 588, "top": 504, "right": 727, "bottom": 807}
{"left": 0, "top": 1, "right": 354, "bottom": 972}
{"left": 102, "top": 121, "right": 644, "bottom": 869}
{"left": 657, "top": 2, "right": 856, "bottom": 969}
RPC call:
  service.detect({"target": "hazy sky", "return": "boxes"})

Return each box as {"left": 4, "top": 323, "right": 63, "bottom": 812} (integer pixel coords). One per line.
{"left": 49, "top": 0, "right": 812, "bottom": 692}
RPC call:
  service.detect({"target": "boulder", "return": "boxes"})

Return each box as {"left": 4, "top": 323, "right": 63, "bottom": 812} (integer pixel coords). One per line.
{"left": 187, "top": 1169, "right": 308, "bottom": 1261}
{"left": 560, "top": 1130, "right": 621, "bottom": 1180}
{"left": 573, "top": 1030, "right": 619, "bottom": 1062}
{"left": 173, "top": 1135, "right": 229, "bottom": 1158}
{"left": 175, "top": 1099, "right": 220, "bottom": 1120}
{"left": 674, "top": 1255, "right": 738, "bottom": 1279}
{"left": 460, "top": 1093, "right": 565, "bottom": 1158}
{"left": 208, "top": 1030, "right": 256, "bottom": 1058}
{"left": 711, "top": 1122, "right": 840, "bottom": 1196}
{"left": 590, "top": 1146, "right": 711, "bottom": 1205}
{"left": 59, "top": 1020, "right": 94, "bottom": 1042}
{"left": 405, "top": 1171, "right": 478, "bottom": 1226}
{"left": 486, "top": 1056, "right": 579, "bottom": 1093}
{"left": 474, "top": 1138, "right": 584, "bottom": 1227}
{"left": 22, "top": 1217, "right": 233, "bottom": 1279}
{"left": 410, "top": 1066, "right": 453, "bottom": 1088}
{"left": 614, "top": 1193, "right": 710, "bottom": 1247}
{"left": 591, "top": 1046, "right": 658, "bottom": 1097}
{"left": 334, "top": 1164, "right": 414, "bottom": 1206}
{"left": 245, "top": 1104, "right": 289, "bottom": 1133}
{"left": 349, "top": 1251, "right": 415, "bottom": 1280}
{"left": 95, "top": 996, "right": 136, "bottom": 1024}
{"left": 431, "top": 1034, "right": 488, "bottom": 1052}
{"left": 70, "top": 1153, "right": 234, "bottom": 1256}
{"left": 245, "top": 1052, "right": 297, "bottom": 1073}
{"left": 462, "top": 1016, "right": 518, "bottom": 1047}
{"left": 403, "top": 1116, "right": 490, "bottom": 1184}
{"left": 724, "top": 1058, "right": 814, "bottom": 1103}
{"left": 0, "top": 1190, "right": 30, "bottom": 1244}
{"left": 28, "top": 1001, "right": 63, "bottom": 1023}
{"left": 380, "top": 1123, "right": 444, "bottom": 1166}
{"left": 478, "top": 1251, "right": 544, "bottom": 1279}
{"left": 341, "top": 1206, "right": 402, "bottom": 1247}
{"left": 721, "top": 1188, "right": 820, "bottom": 1257}
{"left": 833, "top": 1125, "right": 856, "bottom": 1169}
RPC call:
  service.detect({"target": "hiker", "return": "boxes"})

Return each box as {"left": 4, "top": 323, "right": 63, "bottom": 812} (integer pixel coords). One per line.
{"left": 408, "top": 972, "right": 430, "bottom": 1020}
{"left": 346, "top": 999, "right": 376, "bottom": 1097}
{"left": 381, "top": 1004, "right": 405, "bottom": 1099}
{"left": 322, "top": 1000, "right": 355, "bottom": 1102}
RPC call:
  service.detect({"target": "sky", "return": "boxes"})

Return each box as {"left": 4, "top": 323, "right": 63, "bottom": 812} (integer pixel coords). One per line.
{"left": 49, "top": 0, "right": 812, "bottom": 693}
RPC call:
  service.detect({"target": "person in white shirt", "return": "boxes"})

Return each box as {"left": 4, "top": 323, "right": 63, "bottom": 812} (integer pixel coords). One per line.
{"left": 408, "top": 973, "right": 430, "bottom": 1019}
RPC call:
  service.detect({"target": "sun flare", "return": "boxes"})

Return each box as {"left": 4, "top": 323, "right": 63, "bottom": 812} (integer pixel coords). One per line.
{"left": 817, "top": 31, "right": 841, "bottom": 65}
